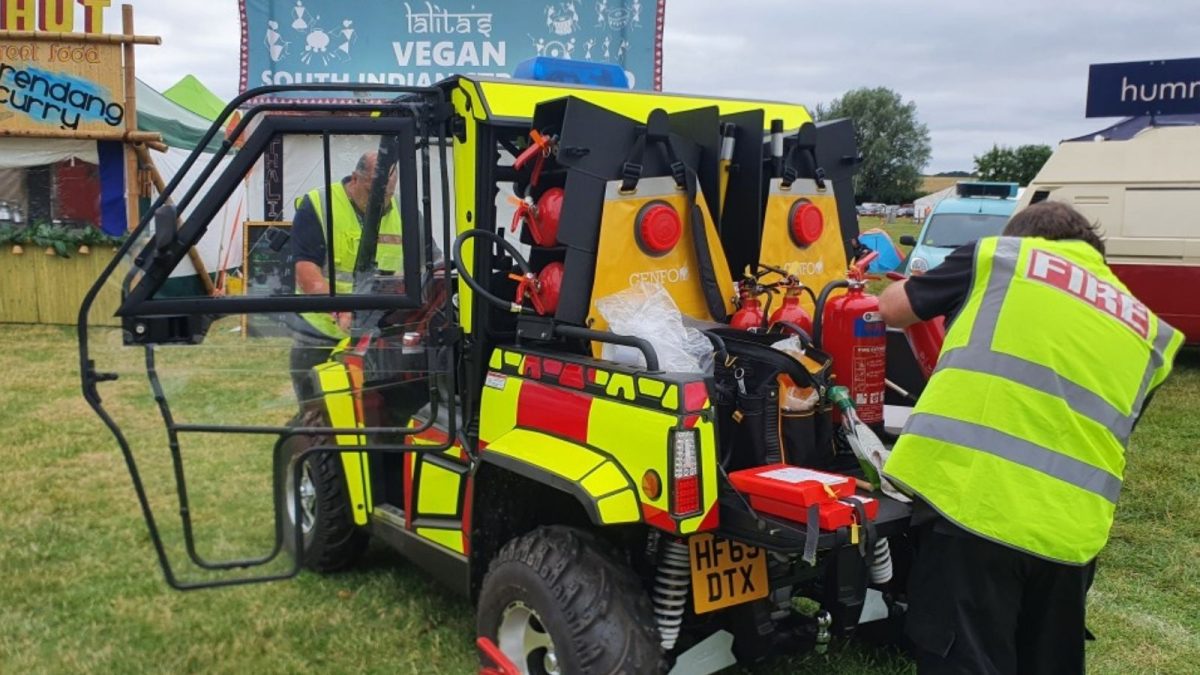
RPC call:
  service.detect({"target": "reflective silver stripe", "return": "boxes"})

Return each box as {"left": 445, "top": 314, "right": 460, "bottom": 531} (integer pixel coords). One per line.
{"left": 1131, "top": 318, "right": 1177, "bottom": 413}
{"left": 938, "top": 349, "right": 1132, "bottom": 439}
{"left": 906, "top": 412, "right": 1123, "bottom": 504}
{"left": 968, "top": 236, "right": 1021, "bottom": 346}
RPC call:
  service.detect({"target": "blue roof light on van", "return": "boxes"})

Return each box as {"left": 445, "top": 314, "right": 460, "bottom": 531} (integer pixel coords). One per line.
{"left": 956, "top": 181, "right": 1020, "bottom": 199}
{"left": 512, "top": 57, "right": 630, "bottom": 88}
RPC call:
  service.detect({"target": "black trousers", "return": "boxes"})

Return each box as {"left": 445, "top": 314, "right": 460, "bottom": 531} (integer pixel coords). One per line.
{"left": 906, "top": 519, "right": 1093, "bottom": 675}
{"left": 290, "top": 342, "right": 336, "bottom": 406}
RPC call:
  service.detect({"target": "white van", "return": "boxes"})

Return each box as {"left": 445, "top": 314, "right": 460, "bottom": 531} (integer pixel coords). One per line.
{"left": 1017, "top": 123, "right": 1200, "bottom": 343}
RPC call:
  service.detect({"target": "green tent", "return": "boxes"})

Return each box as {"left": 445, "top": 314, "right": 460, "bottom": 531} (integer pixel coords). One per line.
{"left": 163, "top": 75, "right": 228, "bottom": 122}
{"left": 136, "top": 78, "right": 223, "bottom": 152}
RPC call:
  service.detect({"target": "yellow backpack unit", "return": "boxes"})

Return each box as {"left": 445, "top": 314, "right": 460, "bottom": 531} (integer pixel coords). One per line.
{"left": 758, "top": 125, "right": 850, "bottom": 314}
{"left": 587, "top": 150, "right": 735, "bottom": 333}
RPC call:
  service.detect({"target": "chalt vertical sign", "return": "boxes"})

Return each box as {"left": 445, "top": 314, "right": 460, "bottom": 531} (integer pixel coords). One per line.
{"left": 0, "top": 0, "right": 130, "bottom": 135}
{"left": 239, "top": 0, "right": 666, "bottom": 98}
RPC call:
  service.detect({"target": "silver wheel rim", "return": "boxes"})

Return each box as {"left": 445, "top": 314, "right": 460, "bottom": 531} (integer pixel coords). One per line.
{"left": 286, "top": 460, "right": 317, "bottom": 535}
{"left": 497, "top": 601, "right": 560, "bottom": 675}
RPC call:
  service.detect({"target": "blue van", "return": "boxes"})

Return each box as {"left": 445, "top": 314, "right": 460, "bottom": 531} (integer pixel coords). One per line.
{"left": 901, "top": 182, "right": 1020, "bottom": 274}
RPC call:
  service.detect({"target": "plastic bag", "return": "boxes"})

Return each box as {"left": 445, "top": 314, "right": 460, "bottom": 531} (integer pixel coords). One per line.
{"left": 595, "top": 283, "right": 714, "bottom": 373}
{"left": 771, "top": 336, "right": 819, "bottom": 412}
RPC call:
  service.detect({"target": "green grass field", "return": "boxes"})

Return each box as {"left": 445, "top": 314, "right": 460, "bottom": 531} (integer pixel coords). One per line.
{"left": 1, "top": 242, "right": 1197, "bottom": 673}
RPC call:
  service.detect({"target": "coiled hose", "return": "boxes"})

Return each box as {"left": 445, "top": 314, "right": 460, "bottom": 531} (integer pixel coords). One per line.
{"left": 452, "top": 228, "right": 535, "bottom": 315}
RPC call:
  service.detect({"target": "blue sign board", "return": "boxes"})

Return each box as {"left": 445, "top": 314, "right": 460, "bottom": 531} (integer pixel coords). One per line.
{"left": 239, "top": 0, "right": 665, "bottom": 98}
{"left": 1087, "top": 58, "right": 1200, "bottom": 118}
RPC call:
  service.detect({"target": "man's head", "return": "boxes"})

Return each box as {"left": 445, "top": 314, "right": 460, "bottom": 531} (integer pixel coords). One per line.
{"left": 1003, "top": 200, "right": 1105, "bottom": 256}
{"left": 344, "top": 151, "right": 398, "bottom": 214}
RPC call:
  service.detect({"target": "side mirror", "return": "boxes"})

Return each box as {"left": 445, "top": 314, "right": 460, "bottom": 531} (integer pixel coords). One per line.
{"left": 154, "top": 204, "right": 178, "bottom": 253}
{"left": 899, "top": 235, "right": 917, "bottom": 247}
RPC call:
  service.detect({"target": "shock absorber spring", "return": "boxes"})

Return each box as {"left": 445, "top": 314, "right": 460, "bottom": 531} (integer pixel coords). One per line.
{"left": 652, "top": 538, "right": 691, "bottom": 651}
{"left": 869, "top": 538, "right": 894, "bottom": 585}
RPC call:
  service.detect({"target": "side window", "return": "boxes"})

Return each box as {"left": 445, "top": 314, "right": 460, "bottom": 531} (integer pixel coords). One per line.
{"left": 149, "top": 132, "right": 415, "bottom": 306}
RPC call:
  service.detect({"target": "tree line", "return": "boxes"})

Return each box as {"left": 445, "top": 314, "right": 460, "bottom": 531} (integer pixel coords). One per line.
{"left": 815, "top": 87, "right": 1053, "bottom": 203}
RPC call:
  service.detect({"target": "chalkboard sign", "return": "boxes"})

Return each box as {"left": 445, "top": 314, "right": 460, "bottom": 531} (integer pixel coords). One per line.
{"left": 242, "top": 220, "right": 294, "bottom": 338}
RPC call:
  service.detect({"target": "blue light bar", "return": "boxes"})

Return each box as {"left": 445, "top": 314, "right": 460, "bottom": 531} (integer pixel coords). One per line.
{"left": 957, "top": 181, "right": 1019, "bottom": 199}
{"left": 512, "top": 56, "right": 630, "bottom": 89}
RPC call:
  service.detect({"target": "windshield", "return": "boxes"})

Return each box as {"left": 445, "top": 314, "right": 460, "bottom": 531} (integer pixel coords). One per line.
{"left": 921, "top": 213, "right": 1009, "bottom": 248}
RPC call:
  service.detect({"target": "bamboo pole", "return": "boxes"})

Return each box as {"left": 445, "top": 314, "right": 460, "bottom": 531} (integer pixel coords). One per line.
{"left": 133, "top": 144, "right": 216, "bottom": 296}
{"left": 122, "top": 4, "right": 138, "bottom": 233}
{"left": 0, "top": 29, "right": 160, "bottom": 44}
{"left": 0, "top": 128, "right": 162, "bottom": 143}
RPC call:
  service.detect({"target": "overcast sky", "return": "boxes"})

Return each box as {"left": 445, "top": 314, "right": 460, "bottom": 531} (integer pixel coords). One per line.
{"left": 126, "top": 0, "right": 1200, "bottom": 172}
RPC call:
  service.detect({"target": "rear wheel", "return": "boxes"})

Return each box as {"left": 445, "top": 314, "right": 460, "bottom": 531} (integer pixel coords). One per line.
{"left": 477, "top": 526, "right": 664, "bottom": 675}
{"left": 277, "top": 410, "right": 368, "bottom": 572}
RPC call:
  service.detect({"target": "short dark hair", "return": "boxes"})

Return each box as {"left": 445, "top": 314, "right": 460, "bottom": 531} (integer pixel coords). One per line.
{"left": 1003, "top": 201, "right": 1105, "bottom": 256}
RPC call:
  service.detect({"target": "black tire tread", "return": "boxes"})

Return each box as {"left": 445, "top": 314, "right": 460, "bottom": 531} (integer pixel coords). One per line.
{"left": 280, "top": 410, "right": 368, "bottom": 573}
{"left": 480, "top": 526, "right": 664, "bottom": 675}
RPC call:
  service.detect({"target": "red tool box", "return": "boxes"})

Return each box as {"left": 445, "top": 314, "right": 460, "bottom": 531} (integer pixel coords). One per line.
{"left": 727, "top": 464, "right": 877, "bottom": 529}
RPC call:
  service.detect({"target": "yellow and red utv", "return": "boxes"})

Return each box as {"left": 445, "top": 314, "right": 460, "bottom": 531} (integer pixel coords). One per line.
{"left": 80, "top": 74, "right": 916, "bottom": 674}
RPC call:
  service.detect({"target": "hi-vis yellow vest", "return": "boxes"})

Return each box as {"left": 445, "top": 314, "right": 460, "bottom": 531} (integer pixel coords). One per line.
{"left": 884, "top": 236, "right": 1182, "bottom": 564}
{"left": 295, "top": 183, "right": 403, "bottom": 338}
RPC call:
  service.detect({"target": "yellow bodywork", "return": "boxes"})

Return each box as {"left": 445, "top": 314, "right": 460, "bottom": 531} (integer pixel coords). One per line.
{"left": 479, "top": 347, "right": 719, "bottom": 535}
{"left": 313, "top": 361, "right": 371, "bottom": 526}
{"left": 460, "top": 78, "right": 813, "bottom": 128}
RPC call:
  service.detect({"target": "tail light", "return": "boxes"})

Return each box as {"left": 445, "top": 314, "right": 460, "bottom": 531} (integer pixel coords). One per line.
{"left": 671, "top": 429, "right": 701, "bottom": 516}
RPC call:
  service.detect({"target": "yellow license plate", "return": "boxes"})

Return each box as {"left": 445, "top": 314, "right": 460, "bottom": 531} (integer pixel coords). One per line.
{"left": 688, "top": 534, "right": 769, "bottom": 614}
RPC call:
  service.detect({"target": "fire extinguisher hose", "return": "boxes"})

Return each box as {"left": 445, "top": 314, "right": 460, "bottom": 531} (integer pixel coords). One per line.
{"left": 812, "top": 279, "right": 850, "bottom": 348}
{"left": 452, "top": 229, "right": 535, "bottom": 315}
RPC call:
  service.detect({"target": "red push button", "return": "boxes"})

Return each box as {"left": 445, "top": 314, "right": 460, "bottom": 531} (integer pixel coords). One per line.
{"left": 637, "top": 202, "right": 682, "bottom": 255}
{"left": 789, "top": 200, "right": 824, "bottom": 247}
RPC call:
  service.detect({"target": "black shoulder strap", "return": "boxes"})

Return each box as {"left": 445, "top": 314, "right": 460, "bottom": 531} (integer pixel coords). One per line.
{"left": 781, "top": 123, "right": 827, "bottom": 190}
{"left": 683, "top": 162, "right": 728, "bottom": 322}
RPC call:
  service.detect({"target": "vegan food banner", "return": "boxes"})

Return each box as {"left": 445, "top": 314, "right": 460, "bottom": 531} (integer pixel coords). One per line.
{"left": 239, "top": 0, "right": 666, "bottom": 96}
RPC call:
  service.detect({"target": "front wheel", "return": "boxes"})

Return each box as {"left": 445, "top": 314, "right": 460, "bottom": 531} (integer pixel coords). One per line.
{"left": 277, "top": 409, "right": 368, "bottom": 572}
{"left": 477, "top": 526, "right": 664, "bottom": 675}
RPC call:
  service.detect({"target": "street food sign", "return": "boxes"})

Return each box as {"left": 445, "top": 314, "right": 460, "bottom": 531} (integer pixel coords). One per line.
{"left": 0, "top": 38, "right": 125, "bottom": 132}
{"left": 240, "top": 0, "right": 666, "bottom": 97}
{"left": 1087, "top": 58, "right": 1200, "bottom": 118}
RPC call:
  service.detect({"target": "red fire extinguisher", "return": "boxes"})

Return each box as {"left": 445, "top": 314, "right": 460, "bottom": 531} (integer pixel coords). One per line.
{"left": 730, "top": 275, "right": 767, "bottom": 332}
{"left": 510, "top": 187, "right": 564, "bottom": 247}
{"left": 814, "top": 252, "right": 886, "bottom": 426}
{"left": 906, "top": 315, "right": 945, "bottom": 379}
{"left": 884, "top": 271, "right": 946, "bottom": 379}
{"left": 511, "top": 262, "right": 564, "bottom": 316}
{"left": 768, "top": 264, "right": 815, "bottom": 337}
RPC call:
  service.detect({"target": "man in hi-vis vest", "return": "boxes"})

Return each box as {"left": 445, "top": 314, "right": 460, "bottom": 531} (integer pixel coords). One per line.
{"left": 879, "top": 201, "right": 1181, "bottom": 674}
{"left": 289, "top": 151, "right": 402, "bottom": 403}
